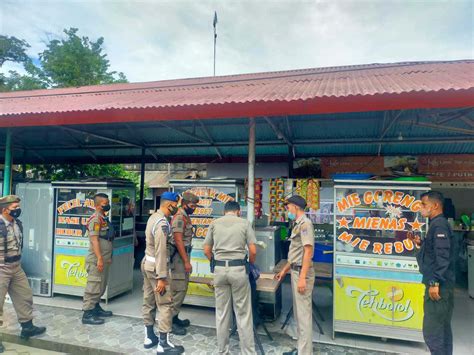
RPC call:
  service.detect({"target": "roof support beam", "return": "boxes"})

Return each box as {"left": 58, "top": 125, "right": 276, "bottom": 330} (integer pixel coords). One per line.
{"left": 61, "top": 126, "right": 142, "bottom": 148}
{"left": 198, "top": 120, "right": 223, "bottom": 160}
{"left": 399, "top": 121, "right": 474, "bottom": 135}
{"left": 380, "top": 110, "right": 404, "bottom": 139}
{"left": 60, "top": 128, "right": 98, "bottom": 161}
{"left": 158, "top": 122, "right": 211, "bottom": 145}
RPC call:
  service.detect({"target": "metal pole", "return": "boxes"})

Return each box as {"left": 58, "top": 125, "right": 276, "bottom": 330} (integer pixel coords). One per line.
{"left": 213, "top": 26, "right": 217, "bottom": 76}
{"left": 3, "top": 129, "right": 12, "bottom": 196}
{"left": 139, "top": 148, "right": 146, "bottom": 216}
{"left": 247, "top": 118, "right": 256, "bottom": 226}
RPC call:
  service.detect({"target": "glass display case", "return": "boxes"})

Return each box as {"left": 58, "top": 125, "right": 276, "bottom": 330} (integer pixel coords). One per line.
{"left": 333, "top": 179, "right": 430, "bottom": 342}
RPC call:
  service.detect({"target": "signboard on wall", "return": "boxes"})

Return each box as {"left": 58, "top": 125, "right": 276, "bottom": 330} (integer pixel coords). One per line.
{"left": 321, "top": 156, "right": 385, "bottom": 178}
{"left": 418, "top": 154, "right": 474, "bottom": 181}
{"left": 54, "top": 254, "right": 88, "bottom": 287}
{"left": 335, "top": 276, "right": 425, "bottom": 329}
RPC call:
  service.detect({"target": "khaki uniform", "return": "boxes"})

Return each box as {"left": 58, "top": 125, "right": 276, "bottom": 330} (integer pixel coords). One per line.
{"left": 170, "top": 209, "right": 193, "bottom": 317}
{"left": 204, "top": 215, "right": 257, "bottom": 355}
{"left": 288, "top": 215, "right": 315, "bottom": 354}
{"left": 142, "top": 210, "right": 174, "bottom": 332}
{"left": 0, "top": 215, "right": 33, "bottom": 326}
{"left": 82, "top": 212, "right": 113, "bottom": 311}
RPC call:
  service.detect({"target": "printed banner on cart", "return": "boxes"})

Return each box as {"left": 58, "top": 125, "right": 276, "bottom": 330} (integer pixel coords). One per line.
{"left": 334, "top": 276, "right": 425, "bottom": 329}
{"left": 54, "top": 254, "right": 88, "bottom": 287}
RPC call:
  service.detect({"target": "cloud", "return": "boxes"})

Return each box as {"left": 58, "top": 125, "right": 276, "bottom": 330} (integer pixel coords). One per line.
{"left": 1, "top": 0, "right": 473, "bottom": 83}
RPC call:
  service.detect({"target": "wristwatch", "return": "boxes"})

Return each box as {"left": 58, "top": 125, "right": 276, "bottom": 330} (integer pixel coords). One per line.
{"left": 429, "top": 280, "right": 440, "bottom": 287}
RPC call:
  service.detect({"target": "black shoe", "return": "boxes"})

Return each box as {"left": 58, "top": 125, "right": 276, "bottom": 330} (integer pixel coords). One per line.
{"left": 144, "top": 325, "right": 159, "bottom": 349}
{"left": 157, "top": 332, "right": 184, "bottom": 354}
{"left": 82, "top": 310, "right": 105, "bottom": 325}
{"left": 282, "top": 349, "right": 298, "bottom": 355}
{"left": 94, "top": 303, "right": 113, "bottom": 317}
{"left": 19, "top": 320, "right": 46, "bottom": 339}
{"left": 171, "top": 323, "right": 186, "bottom": 336}
{"left": 172, "top": 315, "right": 190, "bottom": 328}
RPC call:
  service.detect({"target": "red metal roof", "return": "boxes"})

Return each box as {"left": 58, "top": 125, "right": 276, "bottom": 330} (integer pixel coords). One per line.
{"left": 1, "top": 60, "right": 473, "bottom": 127}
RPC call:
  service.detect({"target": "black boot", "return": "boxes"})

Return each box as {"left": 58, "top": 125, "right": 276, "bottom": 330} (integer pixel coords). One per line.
{"left": 82, "top": 310, "right": 105, "bottom": 325}
{"left": 172, "top": 315, "right": 190, "bottom": 328}
{"left": 94, "top": 303, "right": 113, "bottom": 317}
{"left": 144, "top": 325, "right": 159, "bottom": 349}
{"left": 171, "top": 323, "right": 186, "bottom": 336}
{"left": 282, "top": 349, "right": 298, "bottom": 355}
{"left": 20, "top": 320, "right": 46, "bottom": 339}
{"left": 157, "top": 332, "right": 184, "bottom": 354}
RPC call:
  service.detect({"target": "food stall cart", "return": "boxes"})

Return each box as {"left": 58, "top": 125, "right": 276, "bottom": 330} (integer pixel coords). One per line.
{"left": 170, "top": 179, "right": 245, "bottom": 307}
{"left": 52, "top": 180, "right": 136, "bottom": 301}
{"left": 332, "top": 179, "right": 430, "bottom": 342}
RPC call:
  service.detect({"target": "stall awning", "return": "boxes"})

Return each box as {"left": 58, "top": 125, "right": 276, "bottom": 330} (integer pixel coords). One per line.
{"left": 1, "top": 60, "right": 473, "bottom": 128}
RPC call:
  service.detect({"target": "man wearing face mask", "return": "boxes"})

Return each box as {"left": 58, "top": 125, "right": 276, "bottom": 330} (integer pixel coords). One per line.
{"left": 0, "top": 195, "right": 46, "bottom": 351}
{"left": 82, "top": 193, "right": 114, "bottom": 325}
{"left": 275, "top": 195, "right": 315, "bottom": 355}
{"left": 410, "top": 191, "right": 455, "bottom": 355}
{"left": 142, "top": 192, "right": 185, "bottom": 354}
{"left": 169, "top": 192, "right": 201, "bottom": 334}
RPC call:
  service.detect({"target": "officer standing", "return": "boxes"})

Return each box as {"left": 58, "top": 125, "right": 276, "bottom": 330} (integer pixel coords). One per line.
{"left": 203, "top": 201, "right": 257, "bottom": 355}
{"left": 0, "top": 195, "right": 46, "bottom": 352}
{"left": 170, "top": 192, "right": 201, "bottom": 333}
{"left": 275, "top": 195, "right": 315, "bottom": 355}
{"left": 142, "top": 192, "right": 185, "bottom": 354}
{"left": 412, "top": 191, "right": 455, "bottom": 355}
{"left": 82, "top": 193, "right": 114, "bottom": 325}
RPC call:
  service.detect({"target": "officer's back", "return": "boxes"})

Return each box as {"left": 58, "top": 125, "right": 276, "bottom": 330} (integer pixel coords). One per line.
{"left": 208, "top": 213, "right": 254, "bottom": 261}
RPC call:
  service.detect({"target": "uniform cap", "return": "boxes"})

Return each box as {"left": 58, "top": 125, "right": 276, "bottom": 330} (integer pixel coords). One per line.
{"left": 0, "top": 195, "right": 21, "bottom": 208}
{"left": 285, "top": 195, "right": 307, "bottom": 209}
{"left": 161, "top": 191, "right": 179, "bottom": 202}
{"left": 182, "top": 192, "right": 203, "bottom": 206}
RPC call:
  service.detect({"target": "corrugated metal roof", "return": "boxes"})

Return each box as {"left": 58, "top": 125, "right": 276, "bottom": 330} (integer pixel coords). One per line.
{"left": 1, "top": 60, "right": 473, "bottom": 127}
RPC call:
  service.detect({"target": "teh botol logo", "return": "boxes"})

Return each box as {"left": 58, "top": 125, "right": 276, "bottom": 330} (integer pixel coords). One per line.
{"left": 346, "top": 285, "right": 415, "bottom": 322}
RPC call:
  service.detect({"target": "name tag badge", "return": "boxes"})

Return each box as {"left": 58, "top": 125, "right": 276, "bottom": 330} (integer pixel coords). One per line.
{"left": 436, "top": 233, "right": 446, "bottom": 238}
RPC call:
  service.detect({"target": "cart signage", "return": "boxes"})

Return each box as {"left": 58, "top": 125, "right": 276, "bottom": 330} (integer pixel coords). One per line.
{"left": 335, "top": 276, "right": 424, "bottom": 329}
{"left": 335, "top": 190, "right": 425, "bottom": 256}
{"left": 54, "top": 254, "right": 88, "bottom": 287}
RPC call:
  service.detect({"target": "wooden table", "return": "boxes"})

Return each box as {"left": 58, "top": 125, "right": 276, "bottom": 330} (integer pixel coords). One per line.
{"left": 273, "top": 259, "right": 333, "bottom": 279}
{"left": 190, "top": 273, "right": 283, "bottom": 293}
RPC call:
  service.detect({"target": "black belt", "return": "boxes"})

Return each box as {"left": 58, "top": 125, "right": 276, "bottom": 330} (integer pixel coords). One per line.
{"left": 215, "top": 259, "right": 246, "bottom": 267}
{"left": 99, "top": 236, "right": 114, "bottom": 242}
{"left": 290, "top": 263, "right": 302, "bottom": 272}
{"left": 5, "top": 255, "right": 21, "bottom": 263}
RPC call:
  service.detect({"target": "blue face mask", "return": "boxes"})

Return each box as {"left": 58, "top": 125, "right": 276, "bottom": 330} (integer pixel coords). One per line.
{"left": 288, "top": 212, "right": 296, "bottom": 220}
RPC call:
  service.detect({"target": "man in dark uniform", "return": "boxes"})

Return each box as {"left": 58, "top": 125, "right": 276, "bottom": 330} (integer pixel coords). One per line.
{"left": 170, "top": 192, "right": 201, "bottom": 333}
{"left": 0, "top": 195, "right": 46, "bottom": 352}
{"left": 81, "top": 193, "right": 114, "bottom": 325}
{"left": 412, "top": 191, "right": 455, "bottom": 355}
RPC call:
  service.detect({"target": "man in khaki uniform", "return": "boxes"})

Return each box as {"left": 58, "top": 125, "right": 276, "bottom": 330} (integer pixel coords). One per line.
{"left": 170, "top": 192, "right": 201, "bottom": 333}
{"left": 275, "top": 195, "right": 315, "bottom": 355}
{"left": 142, "top": 192, "right": 185, "bottom": 354}
{"left": 0, "top": 195, "right": 46, "bottom": 352}
{"left": 82, "top": 193, "right": 114, "bottom": 325}
{"left": 204, "top": 201, "right": 257, "bottom": 355}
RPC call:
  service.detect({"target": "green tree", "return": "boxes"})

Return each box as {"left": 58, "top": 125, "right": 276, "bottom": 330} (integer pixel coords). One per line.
{"left": 0, "top": 35, "right": 30, "bottom": 66}
{"left": 40, "top": 28, "right": 127, "bottom": 87}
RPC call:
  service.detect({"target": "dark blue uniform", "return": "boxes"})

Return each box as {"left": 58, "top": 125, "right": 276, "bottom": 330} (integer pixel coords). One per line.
{"left": 416, "top": 214, "right": 455, "bottom": 355}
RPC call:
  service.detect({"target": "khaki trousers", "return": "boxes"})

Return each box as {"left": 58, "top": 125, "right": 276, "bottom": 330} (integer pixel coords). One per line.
{"left": 0, "top": 262, "right": 33, "bottom": 325}
{"left": 170, "top": 254, "right": 190, "bottom": 317}
{"left": 82, "top": 239, "right": 113, "bottom": 311}
{"left": 214, "top": 265, "right": 256, "bottom": 355}
{"left": 290, "top": 268, "right": 315, "bottom": 354}
{"left": 141, "top": 259, "right": 174, "bottom": 333}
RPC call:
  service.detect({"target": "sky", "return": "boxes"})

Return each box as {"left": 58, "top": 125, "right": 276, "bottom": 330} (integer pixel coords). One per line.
{"left": 1, "top": 0, "right": 473, "bottom": 83}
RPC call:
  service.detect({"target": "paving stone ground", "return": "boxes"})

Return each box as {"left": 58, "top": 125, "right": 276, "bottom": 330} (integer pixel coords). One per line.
{"left": 1, "top": 304, "right": 396, "bottom": 354}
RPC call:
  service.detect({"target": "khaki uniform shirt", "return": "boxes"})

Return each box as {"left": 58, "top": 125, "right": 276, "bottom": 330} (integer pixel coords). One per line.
{"left": 86, "top": 212, "right": 111, "bottom": 253}
{"left": 0, "top": 215, "right": 22, "bottom": 263}
{"left": 171, "top": 209, "right": 194, "bottom": 247}
{"left": 144, "top": 210, "right": 171, "bottom": 279}
{"left": 204, "top": 214, "right": 256, "bottom": 261}
{"left": 288, "top": 215, "right": 314, "bottom": 265}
